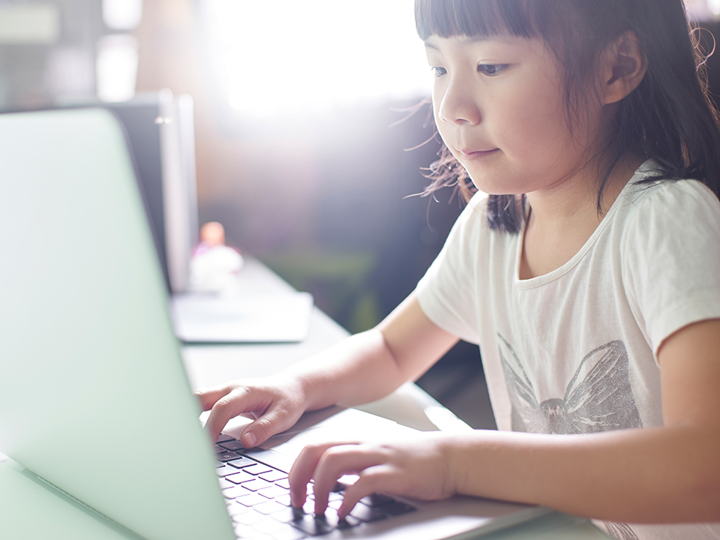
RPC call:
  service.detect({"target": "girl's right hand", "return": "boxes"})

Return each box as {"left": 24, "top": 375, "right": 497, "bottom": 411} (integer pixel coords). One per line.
{"left": 195, "top": 375, "right": 308, "bottom": 447}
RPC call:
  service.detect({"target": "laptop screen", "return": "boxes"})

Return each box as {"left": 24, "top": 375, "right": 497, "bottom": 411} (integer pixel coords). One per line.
{"left": 0, "top": 108, "right": 234, "bottom": 540}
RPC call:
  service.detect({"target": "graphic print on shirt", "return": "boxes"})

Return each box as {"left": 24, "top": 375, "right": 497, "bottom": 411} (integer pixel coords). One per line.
{"left": 499, "top": 336, "right": 644, "bottom": 540}
{"left": 497, "top": 335, "right": 643, "bottom": 434}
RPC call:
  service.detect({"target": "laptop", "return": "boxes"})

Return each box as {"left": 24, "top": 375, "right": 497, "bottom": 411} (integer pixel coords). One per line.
{"left": 0, "top": 108, "right": 547, "bottom": 540}
{"left": 171, "top": 290, "right": 314, "bottom": 343}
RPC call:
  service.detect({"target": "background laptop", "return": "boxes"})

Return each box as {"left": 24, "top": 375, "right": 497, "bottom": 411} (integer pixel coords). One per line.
{"left": 99, "top": 92, "right": 313, "bottom": 343}
{"left": 0, "top": 108, "right": 546, "bottom": 539}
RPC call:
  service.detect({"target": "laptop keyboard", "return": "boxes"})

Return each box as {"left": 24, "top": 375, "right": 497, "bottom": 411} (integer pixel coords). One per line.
{"left": 215, "top": 434, "right": 416, "bottom": 539}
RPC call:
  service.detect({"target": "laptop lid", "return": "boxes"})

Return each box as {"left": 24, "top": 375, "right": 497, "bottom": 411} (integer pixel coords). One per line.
{"left": 103, "top": 91, "right": 199, "bottom": 295}
{"left": 0, "top": 107, "right": 547, "bottom": 540}
{"left": 0, "top": 108, "right": 234, "bottom": 540}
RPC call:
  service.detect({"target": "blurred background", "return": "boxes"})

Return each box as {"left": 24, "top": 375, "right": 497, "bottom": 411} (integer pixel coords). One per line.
{"left": 2, "top": 0, "right": 720, "bottom": 430}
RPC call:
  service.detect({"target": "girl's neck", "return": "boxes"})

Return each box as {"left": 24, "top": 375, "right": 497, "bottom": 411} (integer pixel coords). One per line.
{"left": 519, "top": 154, "right": 644, "bottom": 280}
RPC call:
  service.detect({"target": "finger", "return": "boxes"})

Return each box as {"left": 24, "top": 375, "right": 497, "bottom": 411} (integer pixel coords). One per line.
{"left": 205, "top": 386, "right": 262, "bottom": 442}
{"left": 338, "top": 468, "right": 391, "bottom": 519}
{"left": 289, "top": 442, "right": 351, "bottom": 509}
{"left": 194, "top": 383, "right": 234, "bottom": 411}
{"left": 311, "top": 446, "right": 383, "bottom": 515}
{"left": 239, "top": 404, "right": 299, "bottom": 449}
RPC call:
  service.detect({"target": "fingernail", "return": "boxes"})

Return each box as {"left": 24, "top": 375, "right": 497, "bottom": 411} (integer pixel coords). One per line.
{"left": 244, "top": 432, "right": 256, "bottom": 448}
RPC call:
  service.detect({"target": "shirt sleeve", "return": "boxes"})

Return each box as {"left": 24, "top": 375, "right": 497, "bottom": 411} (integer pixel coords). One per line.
{"left": 622, "top": 180, "right": 720, "bottom": 356}
{"left": 415, "top": 194, "right": 488, "bottom": 344}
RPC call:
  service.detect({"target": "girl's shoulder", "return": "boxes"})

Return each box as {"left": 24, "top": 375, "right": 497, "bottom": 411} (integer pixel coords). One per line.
{"left": 621, "top": 162, "right": 720, "bottom": 219}
{"left": 616, "top": 163, "right": 720, "bottom": 253}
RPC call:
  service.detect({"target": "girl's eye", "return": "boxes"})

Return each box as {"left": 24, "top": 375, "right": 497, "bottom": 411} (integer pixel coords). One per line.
{"left": 477, "top": 64, "right": 508, "bottom": 76}
{"left": 430, "top": 66, "right": 447, "bottom": 78}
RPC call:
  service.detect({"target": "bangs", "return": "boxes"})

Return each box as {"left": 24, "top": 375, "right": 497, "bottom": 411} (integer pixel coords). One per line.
{"left": 415, "top": 0, "right": 543, "bottom": 41}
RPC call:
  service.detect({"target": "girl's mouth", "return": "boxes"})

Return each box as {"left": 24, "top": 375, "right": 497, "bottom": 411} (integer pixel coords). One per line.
{"left": 458, "top": 148, "right": 500, "bottom": 161}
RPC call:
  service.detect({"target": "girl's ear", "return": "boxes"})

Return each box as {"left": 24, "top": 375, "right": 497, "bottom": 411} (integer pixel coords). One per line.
{"left": 599, "top": 30, "right": 647, "bottom": 105}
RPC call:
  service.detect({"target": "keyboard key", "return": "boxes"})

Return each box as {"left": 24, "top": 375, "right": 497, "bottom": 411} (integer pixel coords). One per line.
{"left": 336, "top": 516, "right": 361, "bottom": 530}
{"left": 233, "top": 523, "right": 253, "bottom": 538}
{"left": 289, "top": 514, "right": 335, "bottom": 536}
{"left": 360, "top": 493, "right": 394, "bottom": 507}
{"left": 260, "top": 470, "right": 287, "bottom": 483}
{"left": 275, "top": 478, "right": 291, "bottom": 490}
{"left": 232, "top": 509, "right": 266, "bottom": 526}
{"left": 216, "top": 433, "right": 234, "bottom": 443}
{"left": 236, "top": 492, "right": 270, "bottom": 507}
{"left": 258, "top": 485, "right": 290, "bottom": 500}
{"left": 216, "top": 464, "right": 238, "bottom": 477}
{"left": 271, "top": 506, "right": 305, "bottom": 524}
{"left": 255, "top": 500, "right": 286, "bottom": 516}
{"left": 226, "top": 471, "right": 255, "bottom": 484}
{"left": 228, "top": 456, "right": 256, "bottom": 469}
{"left": 216, "top": 450, "right": 240, "bottom": 462}
{"left": 377, "top": 500, "right": 417, "bottom": 516}
{"left": 223, "top": 486, "right": 249, "bottom": 499}
{"left": 253, "top": 518, "right": 288, "bottom": 535}
{"left": 269, "top": 527, "right": 308, "bottom": 540}
{"left": 349, "top": 502, "right": 387, "bottom": 523}
{"left": 242, "top": 478, "right": 275, "bottom": 492}
{"left": 315, "top": 509, "right": 360, "bottom": 530}
{"left": 218, "top": 439, "right": 246, "bottom": 452}
{"left": 331, "top": 481, "right": 347, "bottom": 493}
{"left": 274, "top": 493, "right": 292, "bottom": 507}
{"left": 243, "top": 463, "right": 273, "bottom": 476}
{"left": 227, "top": 502, "right": 254, "bottom": 517}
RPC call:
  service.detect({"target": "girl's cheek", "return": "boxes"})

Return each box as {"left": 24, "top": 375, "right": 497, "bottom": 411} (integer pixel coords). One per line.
{"left": 435, "top": 124, "right": 453, "bottom": 150}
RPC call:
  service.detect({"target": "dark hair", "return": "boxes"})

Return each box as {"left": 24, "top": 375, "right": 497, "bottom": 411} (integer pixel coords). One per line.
{"left": 415, "top": 0, "right": 720, "bottom": 233}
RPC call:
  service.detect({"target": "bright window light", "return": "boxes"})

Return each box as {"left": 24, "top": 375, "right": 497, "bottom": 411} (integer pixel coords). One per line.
{"left": 96, "top": 34, "right": 139, "bottom": 102}
{"left": 205, "top": 0, "right": 430, "bottom": 117}
{"left": 102, "top": 0, "right": 143, "bottom": 31}
{"left": 685, "top": 0, "right": 720, "bottom": 19}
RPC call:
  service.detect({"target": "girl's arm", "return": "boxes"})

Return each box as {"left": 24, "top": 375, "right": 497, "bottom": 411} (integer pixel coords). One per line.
{"left": 446, "top": 318, "right": 720, "bottom": 523}
{"left": 295, "top": 318, "right": 720, "bottom": 523}
{"left": 198, "top": 292, "right": 459, "bottom": 445}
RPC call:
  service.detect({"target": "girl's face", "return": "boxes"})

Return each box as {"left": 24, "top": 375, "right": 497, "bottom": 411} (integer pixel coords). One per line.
{"left": 425, "top": 34, "right": 604, "bottom": 196}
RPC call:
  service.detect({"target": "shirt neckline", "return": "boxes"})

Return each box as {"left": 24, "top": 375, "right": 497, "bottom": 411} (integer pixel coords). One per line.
{"left": 513, "top": 159, "right": 656, "bottom": 289}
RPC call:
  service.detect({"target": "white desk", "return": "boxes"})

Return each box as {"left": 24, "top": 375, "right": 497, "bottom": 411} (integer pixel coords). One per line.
{"left": 0, "top": 258, "right": 610, "bottom": 540}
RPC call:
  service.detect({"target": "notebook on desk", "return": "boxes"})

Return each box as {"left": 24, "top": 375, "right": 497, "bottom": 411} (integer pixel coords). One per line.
{"left": 171, "top": 291, "right": 314, "bottom": 343}
{"left": 0, "top": 108, "right": 548, "bottom": 540}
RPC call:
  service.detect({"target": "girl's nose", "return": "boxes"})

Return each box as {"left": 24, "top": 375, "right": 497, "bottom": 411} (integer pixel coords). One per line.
{"left": 437, "top": 79, "right": 481, "bottom": 126}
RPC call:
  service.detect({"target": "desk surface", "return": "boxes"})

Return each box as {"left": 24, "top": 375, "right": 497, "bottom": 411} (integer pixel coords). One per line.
{"left": 0, "top": 258, "right": 609, "bottom": 540}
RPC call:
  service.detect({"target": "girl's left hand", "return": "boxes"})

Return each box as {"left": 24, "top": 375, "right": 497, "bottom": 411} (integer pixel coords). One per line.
{"left": 288, "top": 433, "right": 457, "bottom": 518}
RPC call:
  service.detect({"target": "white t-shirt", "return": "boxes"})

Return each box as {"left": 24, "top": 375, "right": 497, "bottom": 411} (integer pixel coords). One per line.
{"left": 416, "top": 161, "right": 720, "bottom": 540}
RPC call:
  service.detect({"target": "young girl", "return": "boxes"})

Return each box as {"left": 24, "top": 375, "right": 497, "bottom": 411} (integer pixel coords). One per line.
{"left": 197, "top": 1, "right": 720, "bottom": 538}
